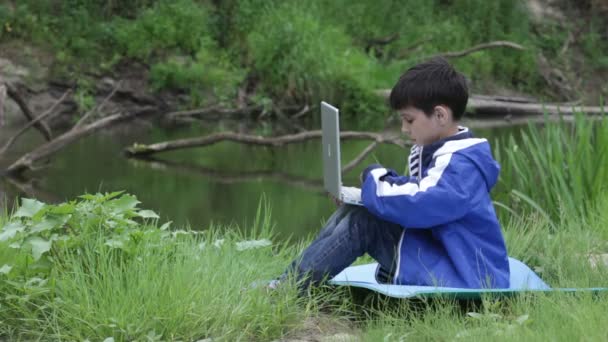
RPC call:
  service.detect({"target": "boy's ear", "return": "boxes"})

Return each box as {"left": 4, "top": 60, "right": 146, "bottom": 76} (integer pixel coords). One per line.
{"left": 434, "top": 105, "right": 451, "bottom": 125}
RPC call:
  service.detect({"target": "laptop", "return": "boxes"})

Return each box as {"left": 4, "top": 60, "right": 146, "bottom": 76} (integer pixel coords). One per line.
{"left": 321, "top": 101, "right": 363, "bottom": 206}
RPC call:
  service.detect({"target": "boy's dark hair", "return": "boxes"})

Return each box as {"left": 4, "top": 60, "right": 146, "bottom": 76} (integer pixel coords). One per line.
{"left": 389, "top": 57, "right": 468, "bottom": 120}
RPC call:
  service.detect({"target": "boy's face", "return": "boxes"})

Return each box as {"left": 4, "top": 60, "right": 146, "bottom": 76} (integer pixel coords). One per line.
{"left": 398, "top": 105, "right": 451, "bottom": 146}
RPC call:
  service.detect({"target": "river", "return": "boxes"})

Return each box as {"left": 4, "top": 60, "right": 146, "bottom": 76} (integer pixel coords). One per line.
{"left": 0, "top": 120, "right": 518, "bottom": 240}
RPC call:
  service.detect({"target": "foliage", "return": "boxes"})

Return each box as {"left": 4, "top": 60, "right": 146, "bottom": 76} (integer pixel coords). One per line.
{"left": 494, "top": 113, "right": 608, "bottom": 224}
{"left": 244, "top": 2, "right": 384, "bottom": 124}
{"left": 1, "top": 0, "right": 587, "bottom": 127}
{"left": 0, "top": 192, "right": 330, "bottom": 340}
{"left": 149, "top": 37, "right": 245, "bottom": 104}
{"left": 0, "top": 192, "right": 160, "bottom": 275}
{"left": 112, "top": 0, "right": 212, "bottom": 60}
{"left": 580, "top": 17, "right": 608, "bottom": 70}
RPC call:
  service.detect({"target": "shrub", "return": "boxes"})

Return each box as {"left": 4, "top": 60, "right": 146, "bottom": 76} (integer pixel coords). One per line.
{"left": 245, "top": 2, "right": 383, "bottom": 125}
{"left": 113, "top": 0, "right": 214, "bottom": 60}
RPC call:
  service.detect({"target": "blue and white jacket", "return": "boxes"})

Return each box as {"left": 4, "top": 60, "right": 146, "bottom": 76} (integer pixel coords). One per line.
{"left": 361, "top": 127, "right": 510, "bottom": 288}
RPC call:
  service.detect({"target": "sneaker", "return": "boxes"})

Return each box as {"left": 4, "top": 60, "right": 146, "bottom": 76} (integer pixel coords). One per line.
{"left": 267, "top": 279, "right": 282, "bottom": 291}
{"left": 244, "top": 279, "right": 282, "bottom": 293}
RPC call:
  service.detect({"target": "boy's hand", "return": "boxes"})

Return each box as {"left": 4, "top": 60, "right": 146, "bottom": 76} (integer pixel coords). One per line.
{"left": 360, "top": 163, "right": 384, "bottom": 186}
{"left": 329, "top": 194, "right": 343, "bottom": 207}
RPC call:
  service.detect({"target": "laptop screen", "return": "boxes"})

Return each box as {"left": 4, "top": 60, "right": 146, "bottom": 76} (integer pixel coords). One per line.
{"left": 321, "top": 101, "right": 342, "bottom": 199}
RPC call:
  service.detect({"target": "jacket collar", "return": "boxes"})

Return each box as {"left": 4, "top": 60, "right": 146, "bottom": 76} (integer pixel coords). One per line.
{"left": 419, "top": 126, "right": 473, "bottom": 168}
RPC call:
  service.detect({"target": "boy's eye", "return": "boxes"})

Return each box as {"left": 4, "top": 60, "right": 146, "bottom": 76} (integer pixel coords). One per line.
{"left": 400, "top": 113, "right": 413, "bottom": 124}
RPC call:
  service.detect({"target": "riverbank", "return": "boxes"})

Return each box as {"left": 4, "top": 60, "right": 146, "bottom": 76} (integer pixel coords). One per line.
{"left": 0, "top": 190, "right": 607, "bottom": 340}
{"left": 1, "top": 0, "right": 607, "bottom": 131}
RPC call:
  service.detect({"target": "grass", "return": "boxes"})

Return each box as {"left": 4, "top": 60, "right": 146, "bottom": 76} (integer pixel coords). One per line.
{"left": 493, "top": 112, "right": 608, "bottom": 224}
{"left": 0, "top": 190, "right": 607, "bottom": 341}
{"left": 1, "top": 115, "right": 608, "bottom": 340}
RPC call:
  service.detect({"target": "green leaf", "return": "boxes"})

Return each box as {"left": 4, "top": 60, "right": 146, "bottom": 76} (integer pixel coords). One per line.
{"left": 26, "top": 237, "right": 52, "bottom": 261}
{"left": 14, "top": 198, "right": 46, "bottom": 218}
{"left": 102, "top": 191, "right": 125, "bottom": 202}
{"left": 79, "top": 194, "right": 98, "bottom": 201}
{"left": 235, "top": 239, "right": 272, "bottom": 251}
{"left": 467, "top": 312, "right": 484, "bottom": 319}
{"left": 515, "top": 314, "right": 530, "bottom": 325}
{"left": 159, "top": 221, "right": 172, "bottom": 231}
{"left": 0, "top": 222, "right": 25, "bottom": 241}
{"left": 49, "top": 203, "right": 75, "bottom": 215}
{"left": 110, "top": 195, "right": 140, "bottom": 214}
{"left": 0, "top": 264, "right": 12, "bottom": 275}
{"left": 105, "top": 238, "right": 125, "bottom": 249}
{"left": 30, "top": 218, "right": 60, "bottom": 234}
{"left": 138, "top": 210, "right": 159, "bottom": 219}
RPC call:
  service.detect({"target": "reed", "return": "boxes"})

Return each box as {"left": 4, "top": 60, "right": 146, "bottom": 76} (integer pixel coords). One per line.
{"left": 495, "top": 112, "right": 608, "bottom": 224}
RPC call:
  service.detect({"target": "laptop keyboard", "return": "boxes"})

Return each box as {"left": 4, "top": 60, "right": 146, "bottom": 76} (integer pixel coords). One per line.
{"left": 341, "top": 186, "right": 362, "bottom": 203}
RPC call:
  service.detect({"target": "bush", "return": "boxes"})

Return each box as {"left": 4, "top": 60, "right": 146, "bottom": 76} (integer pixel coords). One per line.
{"left": 113, "top": 0, "right": 213, "bottom": 60}
{"left": 0, "top": 192, "right": 333, "bottom": 340}
{"left": 149, "top": 42, "right": 245, "bottom": 105}
{"left": 245, "top": 2, "right": 383, "bottom": 125}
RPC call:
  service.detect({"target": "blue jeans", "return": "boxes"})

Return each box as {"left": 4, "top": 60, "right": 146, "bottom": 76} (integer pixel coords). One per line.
{"left": 282, "top": 205, "right": 404, "bottom": 288}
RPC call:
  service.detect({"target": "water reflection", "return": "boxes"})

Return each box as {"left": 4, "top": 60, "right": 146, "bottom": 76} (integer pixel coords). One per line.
{"left": 0, "top": 121, "right": 521, "bottom": 239}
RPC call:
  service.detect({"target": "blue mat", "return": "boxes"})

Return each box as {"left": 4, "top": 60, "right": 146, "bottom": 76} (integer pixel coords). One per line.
{"left": 329, "top": 258, "right": 608, "bottom": 299}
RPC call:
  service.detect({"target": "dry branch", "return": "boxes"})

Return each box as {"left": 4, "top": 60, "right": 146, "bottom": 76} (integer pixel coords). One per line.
{"left": 365, "top": 32, "right": 400, "bottom": 52}
{"left": 6, "top": 84, "right": 53, "bottom": 141}
{"left": 395, "top": 36, "right": 433, "bottom": 59}
{"left": 0, "top": 82, "right": 6, "bottom": 127}
{"left": 72, "top": 81, "right": 121, "bottom": 130}
{"left": 0, "top": 90, "right": 72, "bottom": 155}
{"left": 166, "top": 104, "right": 263, "bottom": 121}
{"left": 125, "top": 131, "right": 406, "bottom": 157}
{"left": 291, "top": 104, "right": 312, "bottom": 119}
{"left": 462, "top": 113, "right": 607, "bottom": 129}
{"left": 342, "top": 142, "right": 379, "bottom": 174}
{"left": 376, "top": 91, "right": 607, "bottom": 116}
{"left": 5, "top": 106, "right": 156, "bottom": 176}
{"left": 130, "top": 157, "right": 325, "bottom": 193}
{"left": 467, "top": 97, "right": 608, "bottom": 116}
{"left": 426, "top": 41, "right": 525, "bottom": 60}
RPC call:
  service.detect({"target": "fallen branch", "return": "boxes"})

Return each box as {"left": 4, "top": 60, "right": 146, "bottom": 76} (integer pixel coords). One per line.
{"left": 2, "top": 176, "right": 62, "bottom": 204}
{"left": 125, "top": 131, "right": 406, "bottom": 157}
{"left": 466, "top": 97, "right": 607, "bottom": 116}
{"left": 395, "top": 36, "right": 433, "bottom": 59}
{"left": 462, "top": 112, "right": 607, "bottom": 129}
{"left": 0, "top": 89, "right": 72, "bottom": 155}
{"left": 291, "top": 104, "right": 312, "bottom": 119}
{"left": 0, "top": 81, "right": 5, "bottom": 127}
{"left": 6, "top": 84, "right": 53, "bottom": 141}
{"left": 166, "top": 104, "right": 263, "bottom": 121}
{"left": 342, "top": 142, "right": 379, "bottom": 174}
{"left": 425, "top": 40, "right": 525, "bottom": 60}
{"left": 129, "top": 156, "right": 325, "bottom": 193}
{"left": 375, "top": 91, "right": 607, "bottom": 116}
{"left": 72, "top": 81, "right": 121, "bottom": 130}
{"left": 365, "top": 32, "right": 400, "bottom": 52}
{"left": 5, "top": 106, "right": 157, "bottom": 176}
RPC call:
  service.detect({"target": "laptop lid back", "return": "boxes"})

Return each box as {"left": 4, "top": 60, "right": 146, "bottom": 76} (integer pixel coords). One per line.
{"left": 321, "top": 101, "right": 342, "bottom": 199}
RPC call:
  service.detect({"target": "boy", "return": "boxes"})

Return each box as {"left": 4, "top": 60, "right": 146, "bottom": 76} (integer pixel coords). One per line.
{"left": 272, "top": 57, "right": 510, "bottom": 290}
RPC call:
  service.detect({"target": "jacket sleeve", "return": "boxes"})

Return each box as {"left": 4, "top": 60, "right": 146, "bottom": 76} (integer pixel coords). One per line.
{"left": 362, "top": 153, "right": 476, "bottom": 228}
{"left": 360, "top": 164, "right": 409, "bottom": 186}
